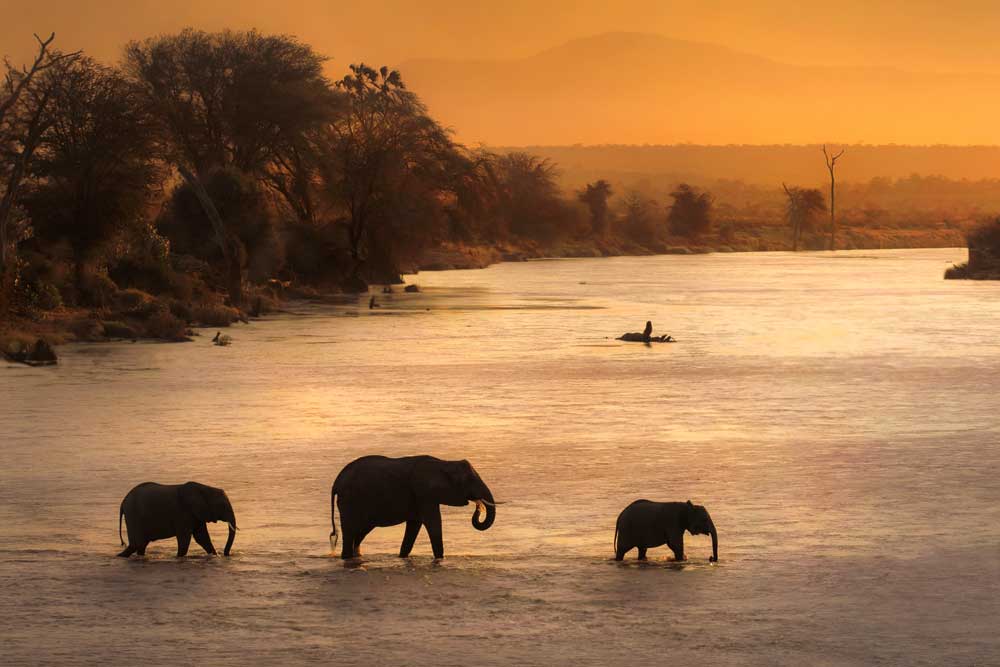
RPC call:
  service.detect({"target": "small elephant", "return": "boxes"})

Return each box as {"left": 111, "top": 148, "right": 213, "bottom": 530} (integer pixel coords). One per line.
{"left": 118, "top": 481, "right": 237, "bottom": 558}
{"left": 330, "top": 455, "right": 497, "bottom": 559}
{"left": 614, "top": 499, "right": 718, "bottom": 562}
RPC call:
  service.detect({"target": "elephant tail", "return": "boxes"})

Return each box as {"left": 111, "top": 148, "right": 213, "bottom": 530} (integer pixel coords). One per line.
{"left": 329, "top": 484, "right": 339, "bottom": 553}
{"left": 613, "top": 522, "right": 618, "bottom": 557}
{"left": 118, "top": 501, "right": 125, "bottom": 546}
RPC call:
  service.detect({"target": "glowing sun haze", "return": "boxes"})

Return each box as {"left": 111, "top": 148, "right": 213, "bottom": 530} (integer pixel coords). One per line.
{"left": 6, "top": 0, "right": 1000, "bottom": 144}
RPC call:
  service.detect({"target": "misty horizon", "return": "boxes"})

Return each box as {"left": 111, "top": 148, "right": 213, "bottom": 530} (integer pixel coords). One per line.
{"left": 8, "top": 1, "right": 1000, "bottom": 145}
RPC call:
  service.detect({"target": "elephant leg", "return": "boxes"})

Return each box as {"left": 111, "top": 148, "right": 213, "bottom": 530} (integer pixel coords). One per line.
{"left": 668, "top": 533, "right": 685, "bottom": 561}
{"left": 614, "top": 539, "right": 630, "bottom": 561}
{"left": 193, "top": 523, "right": 216, "bottom": 555}
{"left": 421, "top": 505, "right": 444, "bottom": 559}
{"left": 399, "top": 519, "right": 422, "bottom": 557}
{"left": 176, "top": 531, "right": 192, "bottom": 557}
{"left": 637, "top": 547, "right": 648, "bottom": 561}
{"left": 354, "top": 525, "right": 374, "bottom": 556}
{"left": 117, "top": 545, "right": 136, "bottom": 558}
{"left": 340, "top": 518, "right": 359, "bottom": 559}
{"left": 136, "top": 541, "right": 148, "bottom": 556}
{"left": 340, "top": 533, "right": 356, "bottom": 559}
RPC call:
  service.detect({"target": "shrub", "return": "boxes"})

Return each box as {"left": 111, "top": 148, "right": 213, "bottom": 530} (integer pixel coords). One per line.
{"left": 114, "top": 288, "right": 158, "bottom": 318}
{"left": 69, "top": 318, "right": 105, "bottom": 340}
{"left": 668, "top": 184, "right": 713, "bottom": 238}
{"left": 168, "top": 300, "right": 194, "bottom": 322}
{"left": 102, "top": 321, "right": 139, "bottom": 338}
{"left": 79, "top": 272, "right": 119, "bottom": 308}
{"left": 191, "top": 303, "right": 239, "bottom": 327}
{"left": 143, "top": 310, "right": 189, "bottom": 341}
{"left": 968, "top": 218, "right": 1000, "bottom": 256}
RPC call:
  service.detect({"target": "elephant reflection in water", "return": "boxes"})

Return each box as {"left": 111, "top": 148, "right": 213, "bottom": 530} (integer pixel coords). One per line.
{"left": 330, "top": 455, "right": 497, "bottom": 559}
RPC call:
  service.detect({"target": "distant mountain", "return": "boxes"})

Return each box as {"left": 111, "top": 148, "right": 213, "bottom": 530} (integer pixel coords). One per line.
{"left": 399, "top": 32, "right": 1000, "bottom": 146}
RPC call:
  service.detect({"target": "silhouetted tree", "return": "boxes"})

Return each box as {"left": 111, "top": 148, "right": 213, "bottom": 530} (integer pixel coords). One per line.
{"left": 23, "top": 57, "right": 156, "bottom": 300}
{"left": 823, "top": 145, "right": 845, "bottom": 250}
{"left": 782, "top": 184, "right": 825, "bottom": 251}
{"left": 324, "top": 64, "right": 457, "bottom": 280}
{"left": 578, "top": 179, "right": 613, "bottom": 236}
{"left": 489, "top": 152, "right": 573, "bottom": 241}
{"left": 124, "top": 29, "right": 342, "bottom": 304}
{"left": 667, "top": 183, "right": 712, "bottom": 238}
{"left": 0, "top": 33, "right": 80, "bottom": 299}
{"left": 621, "top": 191, "right": 659, "bottom": 246}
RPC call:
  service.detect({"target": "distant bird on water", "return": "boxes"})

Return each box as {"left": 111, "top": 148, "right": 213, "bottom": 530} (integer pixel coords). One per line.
{"left": 212, "top": 332, "right": 232, "bottom": 346}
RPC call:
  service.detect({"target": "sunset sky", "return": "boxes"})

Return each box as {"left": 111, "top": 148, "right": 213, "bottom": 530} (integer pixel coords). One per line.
{"left": 6, "top": 1, "right": 1000, "bottom": 144}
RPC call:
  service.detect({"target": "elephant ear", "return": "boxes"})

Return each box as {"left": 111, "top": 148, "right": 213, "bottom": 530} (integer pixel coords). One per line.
{"left": 682, "top": 500, "right": 695, "bottom": 525}
{"left": 415, "top": 462, "right": 463, "bottom": 504}
{"left": 179, "top": 482, "right": 211, "bottom": 523}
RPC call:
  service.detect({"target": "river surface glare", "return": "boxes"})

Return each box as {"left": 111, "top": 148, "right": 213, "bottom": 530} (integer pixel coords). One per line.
{"left": 2, "top": 249, "right": 999, "bottom": 666}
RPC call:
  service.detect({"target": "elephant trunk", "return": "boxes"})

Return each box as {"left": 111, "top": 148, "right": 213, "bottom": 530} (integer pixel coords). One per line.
{"left": 223, "top": 507, "right": 237, "bottom": 556}
{"left": 709, "top": 522, "right": 718, "bottom": 563}
{"left": 471, "top": 486, "right": 496, "bottom": 531}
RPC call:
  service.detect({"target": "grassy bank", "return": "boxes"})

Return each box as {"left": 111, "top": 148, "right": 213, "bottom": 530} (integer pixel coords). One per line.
{"left": 412, "top": 224, "right": 968, "bottom": 272}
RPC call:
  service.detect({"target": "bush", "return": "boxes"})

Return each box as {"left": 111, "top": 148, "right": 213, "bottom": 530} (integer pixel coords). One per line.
{"left": 102, "top": 321, "right": 139, "bottom": 338}
{"left": 192, "top": 303, "right": 239, "bottom": 327}
{"left": 143, "top": 310, "right": 189, "bottom": 341}
{"left": 968, "top": 218, "right": 1000, "bottom": 256}
{"left": 718, "top": 222, "right": 736, "bottom": 244}
{"left": 157, "top": 167, "right": 284, "bottom": 282}
{"left": 168, "top": 300, "right": 194, "bottom": 322}
{"left": 79, "top": 272, "right": 119, "bottom": 308}
{"left": 114, "top": 288, "right": 158, "bottom": 318}
{"left": 668, "top": 184, "right": 713, "bottom": 238}
{"left": 69, "top": 318, "right": 104, "bottom": 340}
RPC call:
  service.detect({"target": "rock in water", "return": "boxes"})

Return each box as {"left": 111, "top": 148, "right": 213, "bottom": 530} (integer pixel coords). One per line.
{"left": 404, "top": 284, "right": 420, "bottom": 293}
{"left": 4, "top": 338, "right": 58, "bottom": 366}
{"left": 29, "top": 339, "right": 58, "bottom": 363}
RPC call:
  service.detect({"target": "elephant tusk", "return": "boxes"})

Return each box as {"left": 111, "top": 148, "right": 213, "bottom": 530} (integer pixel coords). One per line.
{"left": 227, "top": 522, "right": 239, "bottom": 533}
{"left": 477, "top": 499, "right": 504, "bottom": 507}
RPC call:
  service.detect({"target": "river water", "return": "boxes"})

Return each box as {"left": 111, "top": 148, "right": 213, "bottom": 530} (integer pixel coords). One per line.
{"left": 2, "top": 248, "right": 998, "bottom": 666}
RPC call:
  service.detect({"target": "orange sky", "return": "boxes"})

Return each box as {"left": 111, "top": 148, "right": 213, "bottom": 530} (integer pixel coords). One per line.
{"left": 5, "top": 1, "right": 1000, "bottom": 144}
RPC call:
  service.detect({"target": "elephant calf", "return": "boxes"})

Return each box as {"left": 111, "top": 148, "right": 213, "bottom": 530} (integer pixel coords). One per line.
{"left": 118, "top": 481, "right": 237, "bottom": 558}
{"left": 330, "top": 455, "right": 497, "bottom": 559}
{"left": 614, "top": 499, "right": 718, "bottom": 562}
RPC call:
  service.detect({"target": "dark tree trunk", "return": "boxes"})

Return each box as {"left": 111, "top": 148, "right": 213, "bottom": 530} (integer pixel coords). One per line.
{"left": 176, "top": 164, "right": 243, "bottom": 308}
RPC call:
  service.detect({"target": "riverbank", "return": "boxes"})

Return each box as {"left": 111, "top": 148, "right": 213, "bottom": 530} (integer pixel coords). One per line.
{"left": 0, "top": 288, "right": 276, "bottom": 362}
{"left": 410, "top": 224, "right": 968, "bottom": 271}
{"left": 2, "top": 225, "right": 971, "bottom": 359}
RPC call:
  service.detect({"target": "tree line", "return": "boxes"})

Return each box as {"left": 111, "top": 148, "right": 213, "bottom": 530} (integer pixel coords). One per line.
{"left": 0, "top": 29, "right": 863, "bottom": 328}
{"left": 0, "top": 28, "right": 745, "bottom": 322}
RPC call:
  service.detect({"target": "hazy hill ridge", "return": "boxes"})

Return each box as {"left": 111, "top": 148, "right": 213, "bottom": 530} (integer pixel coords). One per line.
{"left": 400, "top": 32, "right": 1000, "bottom": 146}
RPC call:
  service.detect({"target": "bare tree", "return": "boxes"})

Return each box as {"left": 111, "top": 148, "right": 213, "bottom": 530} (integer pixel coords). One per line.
{"left": 0, "top": 34, "right": 80, "bottom": 289}
{"left": 823, "top": 145, "right": 845, "bottom": 250}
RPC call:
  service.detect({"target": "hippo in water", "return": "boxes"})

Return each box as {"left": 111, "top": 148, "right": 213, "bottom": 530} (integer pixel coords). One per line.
{"left": 618, "top": 321, "right": 674, "bottom": 343}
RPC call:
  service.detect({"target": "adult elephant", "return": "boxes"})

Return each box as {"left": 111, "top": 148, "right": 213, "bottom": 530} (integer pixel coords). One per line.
{"left": 330, "top": 455, "right": 497, "bottom": 559}
{"left": 614, "top": 499, "right": 718, "bottom": 562}
{"left": 117, "top": 481, "right": 237, "bottom": 558}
